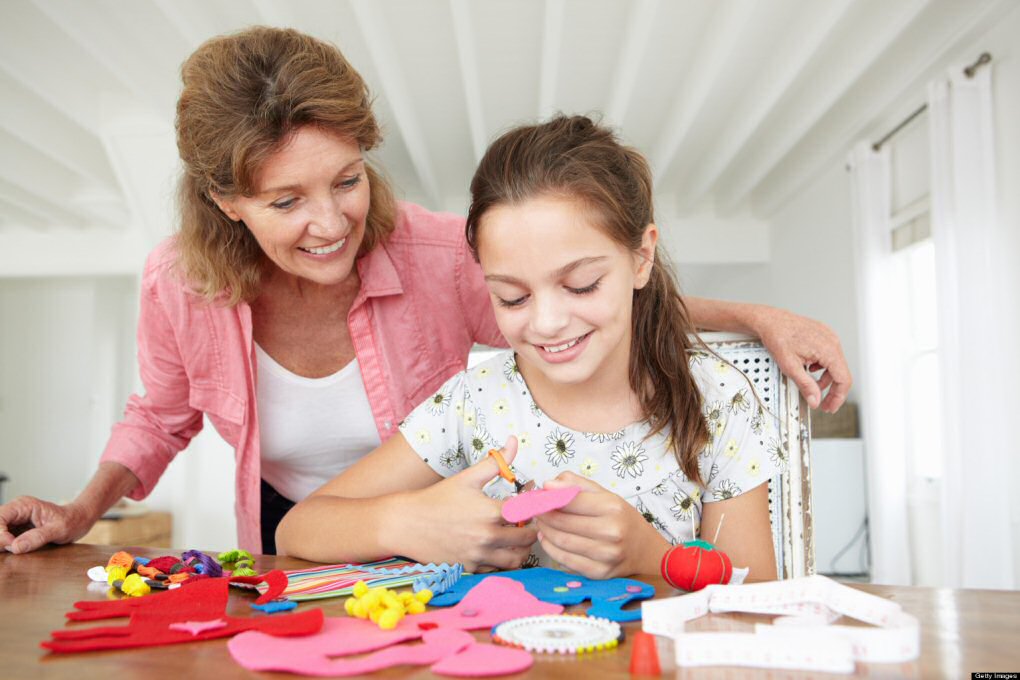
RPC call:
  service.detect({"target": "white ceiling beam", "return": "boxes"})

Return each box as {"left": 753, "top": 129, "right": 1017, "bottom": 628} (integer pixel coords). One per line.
{"left": 650, "top": 0, "right": 755, "bottom": 184}
{"left": 538, "top": 0, "right": 566, "bottom": 119}
{"left": 753, "top": 0, "right": 1012, "bottom": 217}
{"left": 250, "top": 0, "right": 293, "bottom": 28}
{"left": 715, "top": 0, "right": 933, "bottom": 213}
{"left": 676, "top": 0, "right": 855, "bottom": 211}
{"left": 0, "top": 71, "right": 118, "bottom": 190}
{"left": 30, "top": 0, "right": 167, "bottom": 106}
{"left": 450, "top": 0, "right": 487, "bottom": 163}
{"left": 0, "top": 133, "right": 102, "bottom": 226}
{"left": 151, "top": 0, "right": 205, "bottom": 50}
{"left": 0, "top": 178, "right": 89, "bottom": 228}
{"left": 605, "top": 0, "right": 659, "bottom": 127}
{"left": 0, "top": 4, "right": 116, "bottom": 133}
{"left": 0, "top": 228, "right": 146, "bottom": 277}
{"left": 0, "top": 199, "right": 49, "bottom": 230}
{"left": 349, "top": 0, "right": 442, "bottom": 207}
{"left": 98, "top": 98, "right": 181, "bottom": 244}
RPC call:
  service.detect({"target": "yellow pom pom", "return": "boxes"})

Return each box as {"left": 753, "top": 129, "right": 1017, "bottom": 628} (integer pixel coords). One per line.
{"left": 378, "top": 609, "right": 402, "bottom": 630}
{"left": 351, "top": 600, "right": 368, "bottom": 619}
{"left": 381, "top": 592, "right": 401, "bottom": 610}
{"left": 344, "top": 597, "right": 356, "bottom": 615}
{"left": 353, "top": 580, "right": 369, "bottom": 598}
{"left": 120, "top": 573, "right": 151, "bottom": 597}
{"left": 362, "top": 590, "right": 382, "bottom": 610}
{"left": 415, "top": 589, "right": 433, "bottom": 604}
{"left": 407, "top": 599, "right": 426, "bottom": 615}
{"left": 106, "top": 566, "right": 128, "bottom": 586}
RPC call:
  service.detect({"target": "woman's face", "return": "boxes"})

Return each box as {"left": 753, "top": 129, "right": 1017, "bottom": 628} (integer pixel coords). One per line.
{"left": 476, "top": 194, "right": 656, "bottom": 389}
{"left": 213, "top": 126, "right": 371, "bottom": 289}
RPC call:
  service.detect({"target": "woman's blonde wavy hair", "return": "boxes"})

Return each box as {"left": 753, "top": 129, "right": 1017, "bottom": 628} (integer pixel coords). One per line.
{"left": 175, "top": 26, "right": 396, "bottom": 305}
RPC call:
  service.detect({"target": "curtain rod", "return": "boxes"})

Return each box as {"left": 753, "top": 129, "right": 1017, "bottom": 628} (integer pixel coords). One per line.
{"left": 871, "top": 52, "right": 992, "bottom": 152}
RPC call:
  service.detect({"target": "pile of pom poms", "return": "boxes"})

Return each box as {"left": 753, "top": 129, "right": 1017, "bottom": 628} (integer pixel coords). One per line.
{"left": 87, "top": 548, "right": 256, "bottom": 596}
{"left": 660, "top": 539, "right": 734, "bottom": 592}
{"left": 344, "top": 580, "right": 433, "bottom": 630}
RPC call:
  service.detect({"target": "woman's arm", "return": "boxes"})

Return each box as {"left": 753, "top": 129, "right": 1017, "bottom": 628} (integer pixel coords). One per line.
{"left": 275, "top": 434, "right": 537, "bottom": 569}
{"left": 700, "top": 483, "right": 777, "bottom": 581}
{"left": 684, "top": 296, "right": 852, "bottom": 413}
{"left": 0, "top": 462, "right": 140, "bottom": 553}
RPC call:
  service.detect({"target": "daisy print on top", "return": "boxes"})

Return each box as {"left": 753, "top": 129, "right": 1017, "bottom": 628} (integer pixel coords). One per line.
{"left": 400, "top": 349, "right": 779, "bottom": 563}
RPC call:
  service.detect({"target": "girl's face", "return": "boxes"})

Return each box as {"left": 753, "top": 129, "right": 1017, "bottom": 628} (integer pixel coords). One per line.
{"left": 477, "top": 195, "right": 656, "bottom": 389}
{"left": 213, "top": 126, "right": 371, "bottom": 289}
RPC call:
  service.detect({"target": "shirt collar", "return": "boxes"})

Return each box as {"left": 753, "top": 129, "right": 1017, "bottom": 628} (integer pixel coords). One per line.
{"left": 356, "top": 241, "right": 404, "bottom": 298}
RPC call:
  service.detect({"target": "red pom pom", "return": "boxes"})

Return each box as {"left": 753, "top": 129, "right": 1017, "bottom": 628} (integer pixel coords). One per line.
{"left": 660, "top": 541, "right": 733, "bottom": 591}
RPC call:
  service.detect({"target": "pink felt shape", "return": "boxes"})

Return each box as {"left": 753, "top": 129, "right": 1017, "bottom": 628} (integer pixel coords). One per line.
{"left": 430, "top": 640, "right": 534, "bottom": 677}
{"left": 501, "top": 485, "right": 581, "bottom": 523}
{"left": 168, "top": 618, "right": 228, "bottom": 636}
{"left": 42, "top": 577, "right": 323, "bottom": 653}
{"left": 228, "top": 576, "right": 558, "bottom": 675}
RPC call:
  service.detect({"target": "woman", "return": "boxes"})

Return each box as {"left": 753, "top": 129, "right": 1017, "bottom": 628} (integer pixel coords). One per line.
{"left": 0, "top": 27, "right": 849, "bottom": 556}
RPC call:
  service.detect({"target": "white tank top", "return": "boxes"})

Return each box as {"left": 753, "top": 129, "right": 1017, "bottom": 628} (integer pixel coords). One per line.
{"left": 255, "top": 343, "right": 382, "bottom": 502}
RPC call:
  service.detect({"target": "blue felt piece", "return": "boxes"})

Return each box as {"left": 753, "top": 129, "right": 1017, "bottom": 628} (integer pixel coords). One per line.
{"left": 251, "top": 600, "right": 298, "bottom": 613}
{"left": 428, "top": 567, "right": 654, "bottom": 622}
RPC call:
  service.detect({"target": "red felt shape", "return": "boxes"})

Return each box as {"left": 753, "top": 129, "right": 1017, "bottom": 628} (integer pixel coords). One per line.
{"left": 42, "top": 577, "right": 322, "bottom": 653}
{"left": 500, "top": 486, "right": 581, "bottom": 524}
{"left": 229, "top": 576, "right": 556, "bottom": 675}
{"left": 660, "top": 541, "right": 733, "bottom": 591}
{"left": 229, "top": 569, "right": 288, "bottom": 604}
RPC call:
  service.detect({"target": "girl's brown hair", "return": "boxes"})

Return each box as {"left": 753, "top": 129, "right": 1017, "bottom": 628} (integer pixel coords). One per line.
{"left": 175, "top": 26, "right": 396, "bottom": 304}
{"left": 465, "top": 114, "right": 709, "bottom": 482}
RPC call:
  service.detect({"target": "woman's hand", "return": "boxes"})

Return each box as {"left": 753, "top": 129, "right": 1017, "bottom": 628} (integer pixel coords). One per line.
{"left": 534, "top": 472, "right": 669, "bottom": 579}
{"left": 0, "top": 496, "right": 96, "bottom": 554}
{"left": 395, "top": 437, "right": 537, "bottom": 572}
{"left": 750, "top": 306, "right": 851, "bottom": 413}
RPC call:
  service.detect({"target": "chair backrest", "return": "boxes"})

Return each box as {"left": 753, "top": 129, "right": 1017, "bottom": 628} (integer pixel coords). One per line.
{"left": 698, "top": 332, "right": 815, "bottom": 579}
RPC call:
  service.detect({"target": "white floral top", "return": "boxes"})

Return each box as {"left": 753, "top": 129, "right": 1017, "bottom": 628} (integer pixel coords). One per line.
{"left": 400, "top": 350, "right": 782, "bottom": 563}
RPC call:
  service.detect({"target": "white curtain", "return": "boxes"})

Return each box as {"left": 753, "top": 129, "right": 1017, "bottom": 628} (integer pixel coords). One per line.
{"left": 848, "top": 142, "right": 912, "bottom": 585}
{"left": 929, "top": 66, "right": 1015, "bottom": 589}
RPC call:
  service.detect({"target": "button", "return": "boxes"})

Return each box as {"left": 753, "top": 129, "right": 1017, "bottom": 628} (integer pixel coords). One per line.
{"left": 384, "top": 420, "right": 392, "bottom": 429}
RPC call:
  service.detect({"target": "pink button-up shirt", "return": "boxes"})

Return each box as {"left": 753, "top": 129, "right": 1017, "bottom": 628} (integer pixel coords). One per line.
{"left": 100, "top": 202, "right": 504, "bottom": 552}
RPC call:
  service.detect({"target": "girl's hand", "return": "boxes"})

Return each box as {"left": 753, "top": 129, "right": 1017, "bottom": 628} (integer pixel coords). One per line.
{"left": 535, "top": 472, "right": 669, "bottom": 579}
{"left": 401, "top": 437, "right": 537, "bottom": 572}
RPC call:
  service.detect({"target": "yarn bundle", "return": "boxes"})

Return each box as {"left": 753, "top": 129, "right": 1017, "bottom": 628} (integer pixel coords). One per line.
{"left": 91, "top": 548, "right": 251, "bottom": 596}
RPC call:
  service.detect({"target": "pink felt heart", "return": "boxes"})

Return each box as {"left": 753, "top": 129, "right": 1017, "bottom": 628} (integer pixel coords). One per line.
{"left": 431, "top": 641, "right": 534, "bottom": 677}
{"left": 501, "top": 486, "right": 581, "bottom": 523}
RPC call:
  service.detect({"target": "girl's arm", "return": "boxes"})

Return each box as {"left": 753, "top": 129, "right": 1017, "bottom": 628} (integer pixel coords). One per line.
{"left": 275, "top": 434, "right": 537, "bottom": 569}
{"left": 700, "top": 483, "right": 777, "bottom": 581}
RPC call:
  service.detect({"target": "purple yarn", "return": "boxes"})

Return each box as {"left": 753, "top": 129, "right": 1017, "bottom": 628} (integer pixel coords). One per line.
{"left": 182, "top": 550, "right": 223, "bottom": 577}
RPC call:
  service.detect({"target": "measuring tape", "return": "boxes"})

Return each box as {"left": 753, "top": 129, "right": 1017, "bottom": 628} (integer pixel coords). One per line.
{"left": 641, "top": 575, "right": 919, "bottom": 673}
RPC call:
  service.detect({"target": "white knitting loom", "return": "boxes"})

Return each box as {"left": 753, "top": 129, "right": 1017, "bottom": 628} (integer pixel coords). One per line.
{"left": 641, "top": 575, "right": 920, "bottom": 674}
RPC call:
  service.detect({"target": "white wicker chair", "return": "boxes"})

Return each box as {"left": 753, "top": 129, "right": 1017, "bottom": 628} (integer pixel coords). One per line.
{"left": 699, "top": 332, "right": 815, "bottom": 579}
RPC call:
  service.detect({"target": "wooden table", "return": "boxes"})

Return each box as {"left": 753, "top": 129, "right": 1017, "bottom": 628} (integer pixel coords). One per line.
{"left": 2, "top": 543, "right": 1017, "bottom": 678}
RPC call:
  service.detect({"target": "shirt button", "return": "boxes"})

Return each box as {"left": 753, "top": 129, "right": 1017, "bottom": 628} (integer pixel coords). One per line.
{"left": 384, "top": 421, "right": 392, "bottom": 430}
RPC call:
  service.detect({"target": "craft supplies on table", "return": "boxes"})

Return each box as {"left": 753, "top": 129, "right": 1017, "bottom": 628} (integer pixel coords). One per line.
{"left": 256, "top": 558, "right": 463, "bottom": 602}
{"left": 641, "top": 574, "right": 920, "bottom": 673}
{"left": 492, "top": 614, "right": 622, "bottom": 654}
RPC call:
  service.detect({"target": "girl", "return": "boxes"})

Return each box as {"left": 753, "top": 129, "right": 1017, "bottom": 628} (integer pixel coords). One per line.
{"left": 276, "top": 115, "right": 779, "bottom": 580}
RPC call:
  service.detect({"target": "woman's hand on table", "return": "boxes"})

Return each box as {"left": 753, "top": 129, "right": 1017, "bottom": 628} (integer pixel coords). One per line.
{"left": 0, "top": 496, "right": 95, "bottom": 554}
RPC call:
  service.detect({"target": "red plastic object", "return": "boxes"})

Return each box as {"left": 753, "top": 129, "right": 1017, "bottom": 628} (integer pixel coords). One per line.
{"left": 629, "top": 630, "right": 661, "bottom": 676}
